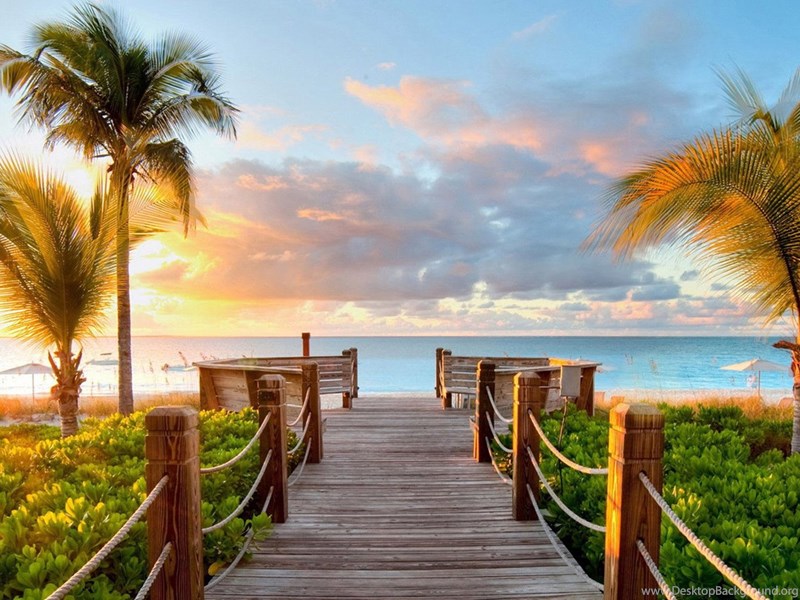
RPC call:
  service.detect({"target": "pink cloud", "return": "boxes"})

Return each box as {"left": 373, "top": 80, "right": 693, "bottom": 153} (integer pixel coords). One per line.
{"left": 345, "top": 76, "right": 543, "bottom": 151}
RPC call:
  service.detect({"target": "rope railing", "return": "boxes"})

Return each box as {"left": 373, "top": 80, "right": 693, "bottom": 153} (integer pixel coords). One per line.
{"left": 287, "top": 439, "right": 312, "bottom": 487}
{"left": 527, "top": 409, "right": 608, "bottom": 476}
{"left": 204, "top": 485, "right": 275, "bottom": 592}
{"left": 46, "top": 475, "right": 170, "bottom": 600}
{"left": 485, "top": 386, "right": 512, "bottom": 424}
{"left": 485, "top": 412, "right": 512, "bottom": 453}
{"left": 133, "top": 542, "right": 173, "bottom": 600}
{"left": 525, "top": 483, "right": 605, "bottom": 592}
{"left": 525, "top": 446, "right": 606, "bottom": 533}
{"left": 202, "top": 449, "right": 273, "bottom": 535}
{"left": 639, "top": 471, "right": 768, "bottom": 600}
{"left": 485, "top": 437, "right": 512, "bottom": 486}
{"left": 636, "top": 539, "right": 677, "bottom": 600}
{"left": 287, "top": 414, "right": 311, "bottom": 456}
{"left": 288, "top": 387, "right": 311, "bottom": 427}
{"left": 200, "top": 411, "right": 272, "bottom": 475}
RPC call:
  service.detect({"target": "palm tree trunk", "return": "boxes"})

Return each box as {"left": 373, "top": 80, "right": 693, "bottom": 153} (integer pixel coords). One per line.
{"left": 772, "top": 339, "right": 800, "bottom": 455}
{"left": 48, "top": 349, "right": 84, "bottom": 438}
{"left": 57, "top": 387, "right": 80, "bottom": 438}
{"left": 117, "top": 192, "right": 134, "bottom": 416}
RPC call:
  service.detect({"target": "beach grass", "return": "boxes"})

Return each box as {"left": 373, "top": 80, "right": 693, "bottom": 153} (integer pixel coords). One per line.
{"left": 594, "top": 389, "right": 793, "bottom": 420}
{"left": 0, "top": 391, "right": 199, "bottom": 422}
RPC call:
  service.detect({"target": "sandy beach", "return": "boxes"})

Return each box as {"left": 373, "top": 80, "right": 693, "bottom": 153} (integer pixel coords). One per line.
{"left": 1, "top": 386, "right": 792, "bottom": 428}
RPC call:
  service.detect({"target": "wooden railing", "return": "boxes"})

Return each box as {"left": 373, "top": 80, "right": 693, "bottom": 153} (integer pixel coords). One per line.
{"left": 143, "top": 374, "right": 318, "bottom": 598}
{"left": 195, "top": 348, "right": 358, "bottom": 411}
{"left": 45, "top": 374, "right": 320, "bottom": 600}
{"left": 437, "top": 348, "right": 599, "bottom": 414}
{"left": 476, "top": 368, "right": 769, "bottom": 600}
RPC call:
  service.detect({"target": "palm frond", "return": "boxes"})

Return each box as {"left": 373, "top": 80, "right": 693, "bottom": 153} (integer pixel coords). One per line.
{"left": 0, "top": 156, "right": 115, "bottom": 350}
{"left": 586, "top": 69, "right": 800, "bottom": 328}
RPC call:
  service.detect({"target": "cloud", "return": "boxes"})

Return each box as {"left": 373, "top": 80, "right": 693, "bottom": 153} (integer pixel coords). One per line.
{"left": 377, "top": 61, "right": 396, "bottom": 71}
{"left": 680, "top": 270, "right": 699, "bottom": 281}
{"left": 237, "top": 121, "right": 328, "bottom": 151}
{"left": 344, "top": 76, "right": 542, "bottom": 151}
{"left": 135, "top": 151, "right": 668, "bottom": 317}
{"left": 345, "top": 76, "right": 486, "bottom": 136}
{"left": 631, "top": 282, "right": 681, "bottom": 301}
{"left": 345, "top": 66, "right": 701, "bottom": 177}
{"left": 512, "top": 14, "right": 558, "bottom": 40}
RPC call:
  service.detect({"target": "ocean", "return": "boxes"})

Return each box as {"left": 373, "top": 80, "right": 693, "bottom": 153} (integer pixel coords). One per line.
{"left": 0, "top": 335, "right": 794, "bottom": 400}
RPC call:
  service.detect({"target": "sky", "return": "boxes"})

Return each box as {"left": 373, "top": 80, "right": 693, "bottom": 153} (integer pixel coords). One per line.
{"left": 0, "top": 0, "right": 799, "bottom": 337}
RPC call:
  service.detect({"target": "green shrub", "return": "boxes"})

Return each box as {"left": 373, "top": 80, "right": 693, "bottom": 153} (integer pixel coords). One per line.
{"left": 497, "top": 404, "right": 800, "bottom": 597}
{"left": 0, "top": 408, "right": 295, "bottom": 599}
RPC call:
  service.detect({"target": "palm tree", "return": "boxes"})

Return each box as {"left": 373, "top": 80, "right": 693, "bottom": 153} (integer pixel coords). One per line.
{"left": 585, "top": 67, "right": 800, "bottom": 454}
{"left": 0, "top": 157, "right": 115, "bottom": 437}
{"left": 0, "top": 3, "right": 238, "bottom": 414}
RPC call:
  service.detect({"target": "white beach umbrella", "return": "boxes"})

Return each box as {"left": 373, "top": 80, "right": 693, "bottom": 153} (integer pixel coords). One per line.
{"left": 0, "top": 362, "right": 53, "bottom": 400}
{"left": 720, "top": 358, "right": 787, "bottom": 396}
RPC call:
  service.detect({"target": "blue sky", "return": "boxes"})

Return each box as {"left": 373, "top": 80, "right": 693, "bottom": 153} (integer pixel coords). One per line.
{"left": 1, "top": 0, "right": 799, "bottom": 336}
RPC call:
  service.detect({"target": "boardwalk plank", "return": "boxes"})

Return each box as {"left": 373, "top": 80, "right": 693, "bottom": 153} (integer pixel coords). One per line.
{"left": 206, "top": 396, "right": 602, "bottom": 599}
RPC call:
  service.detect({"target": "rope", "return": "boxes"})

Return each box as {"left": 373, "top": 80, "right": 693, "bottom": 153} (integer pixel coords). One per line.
{"left": 204, "top": 486, "right": 274, "bottom": 593}
{"left": 287, "top": 414, "right": 311, "bottom": 456}
{"left": 486, "top": 386, "right": 512, "bottom": 424}
{"left": 527, "top": 410, "right": 608, "bottom": 476}
{"left": 636, "top": 539, "right": 677, "bottom": 600}
{"left": 46, "top": 476, "right": 169, "bottom": 600}
{"left": 200, "top": 412, "right": 272, "bottom": 475}
{"left": 202, "top": 449, "right": 273, "bottom": 535}
{"left": 132, "top": 542, "right": 172, "bottom": 600}
{"left": 526, "top": 446, "right": 605, "bottom": 533}
{"left": 287, "top": 439, "right": 312, "bottom": 488}
{"left": 288, "top": 387, "right": 311, "bottom": 427}
{"left": 485, "top": 412, "right": 512, "bottom": 454}
{"left": 484, "top": 437, "right": 512, "bottom": 486}
{"left": 525, "top": 483, "right": 605, "bottom": 592}
{"left": 639, "top": 472, "right": 768, "bottom": 600}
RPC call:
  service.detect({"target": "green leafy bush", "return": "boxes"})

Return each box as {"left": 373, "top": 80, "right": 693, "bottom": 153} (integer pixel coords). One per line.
{"left": 494, "top": 404, "right": 800, "bottom": 598}
{"left": 0, "top": 408, "right": 297, "bottom": 599}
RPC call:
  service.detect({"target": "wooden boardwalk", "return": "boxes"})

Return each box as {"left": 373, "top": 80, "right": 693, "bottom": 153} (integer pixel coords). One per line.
{"left": 206, "top": 396, "right": 602, "bottom": 600}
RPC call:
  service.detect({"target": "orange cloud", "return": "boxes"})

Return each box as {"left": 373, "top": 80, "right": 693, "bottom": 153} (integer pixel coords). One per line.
{"left": 345, "top": 76, "right": 542, "bottom": 151}
{"left": 236, "top": 174, "right": 290, "bottom": 191}
{"left": 579, "top": 140, "right": 621, "bottom": 176}
{"left": 297, "top": 208, "right": 345, "bottom": 222}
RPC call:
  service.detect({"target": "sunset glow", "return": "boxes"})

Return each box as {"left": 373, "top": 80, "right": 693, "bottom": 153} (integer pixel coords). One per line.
{"left": 2, "top": 1, "right": 799, "bottom": 337}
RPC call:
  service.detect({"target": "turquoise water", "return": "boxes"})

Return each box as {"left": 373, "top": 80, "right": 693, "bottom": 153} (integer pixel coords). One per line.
{"left": 0, "top": 336, "right": 792, "bottom": 397}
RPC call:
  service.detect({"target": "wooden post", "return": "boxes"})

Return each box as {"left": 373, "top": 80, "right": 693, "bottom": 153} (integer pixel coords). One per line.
{"left": 301, "top": 362, "right": 323, "bottom": 463}
{"left": 436, "top": 348, "right": 444, "bottom": 402}
{"left": 604, "top": 403, "right": 665, "bottom": 600}
{"left": 348, "top": 348, "right": 358, "bottom": 398}
{"left": 302, "top": 332, "right": 310, "bottom": 357}
{"left": 441, "top": 349, "right": 452, "bottom": 409}
{"left": 197, "top": 367, "right": 219, "bottom": 410}
{"left": 577, "top": 365, "right": 597, "bottom": 416}
{"left": 145, "top": 407, "right": 204, "bottom": 600}
{"left": 473, "top": 361, "right": 496, "bottom": 462}
{"left": 258, "top": 375, "right": 288, "bottom": 523}
{"left": 512, "top": 372, "right": 544, "bottom": 521}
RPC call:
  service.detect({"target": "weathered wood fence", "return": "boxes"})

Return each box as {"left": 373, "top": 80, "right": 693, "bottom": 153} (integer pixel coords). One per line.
{"left": 436, "top": 348, "right": 599, "bottom": 414}
{"left": 144, "top": 373, "right": 316, "bottom": 599}
{"left": 195, "top": 348, "right": 358, "bottom": 411}
{"left": 476, "top": 367, "right": 766, "bottom": 600}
